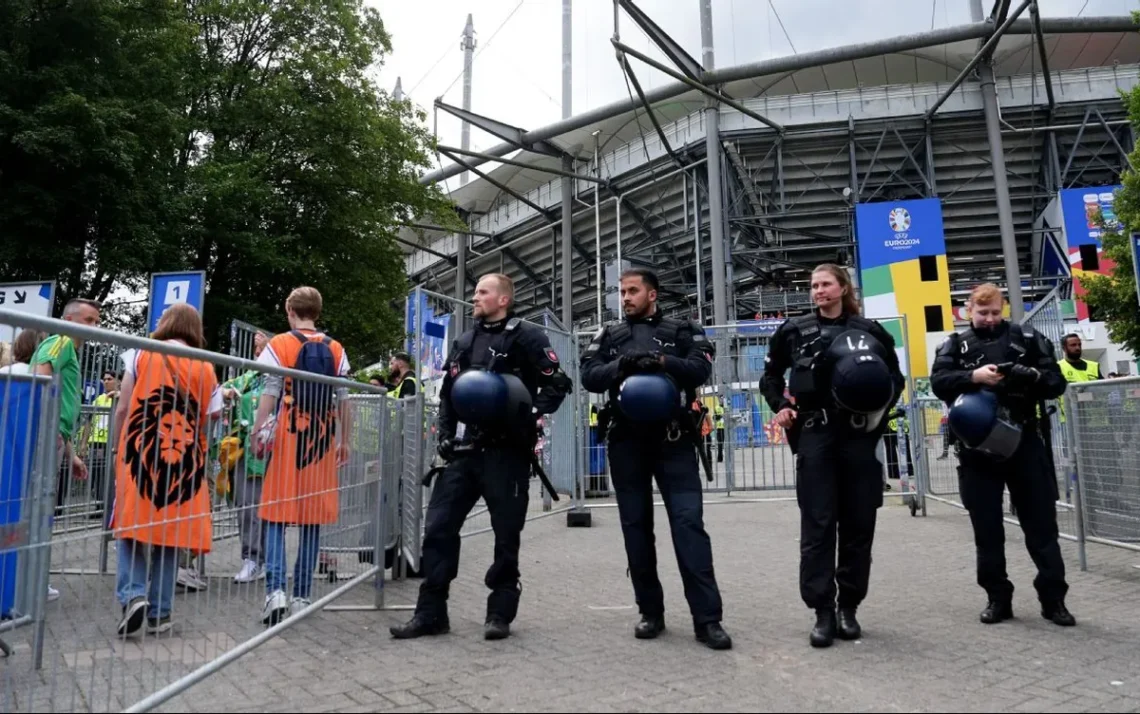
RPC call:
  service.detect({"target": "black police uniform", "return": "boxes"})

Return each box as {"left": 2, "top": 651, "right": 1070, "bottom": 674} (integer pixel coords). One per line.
{"left": 580, "top": 310, "right": 732, "bottom": 650}
{"left": 930, "top": 320, "right": 1075, "bottom": 626}
{"left": 760, "top": 310, "right": 904, "bottom": 647}
{"left": 390, "top": 313, "right": 572, "bottom": 640}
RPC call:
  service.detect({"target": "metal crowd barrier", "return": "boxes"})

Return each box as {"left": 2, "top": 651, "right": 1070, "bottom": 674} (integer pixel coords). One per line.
{"left": 0, "top": 308, "right": 405, "bottom": 713}
{"left": 913, "top": 377, "right": 1140, "bottom": 572}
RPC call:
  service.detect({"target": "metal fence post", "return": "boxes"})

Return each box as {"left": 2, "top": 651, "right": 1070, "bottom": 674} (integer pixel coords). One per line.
{"left": 1064, "top": 385, "right": 1088, "bottom": 572}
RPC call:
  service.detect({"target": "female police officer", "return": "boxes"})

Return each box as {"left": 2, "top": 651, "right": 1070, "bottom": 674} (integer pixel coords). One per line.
{"left": 760, "top": 263, "right": 904, "bottom": 648}
{"left": 930, "top": 283, "right": 1075, "bottom": 628}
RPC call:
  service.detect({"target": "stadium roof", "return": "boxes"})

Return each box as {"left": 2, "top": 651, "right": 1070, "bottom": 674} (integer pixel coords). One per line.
{"left": 401, "top": 13, "right": 1140, "bottom": 326}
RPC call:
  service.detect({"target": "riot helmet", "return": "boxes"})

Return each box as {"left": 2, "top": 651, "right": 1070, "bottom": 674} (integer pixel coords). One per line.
{"left": 947, "top": 389, "right": 1022, "bottom": 461}
{"left": 450, "top": 369, "right": 509, "bottom": 425}
{"left": 500, "top": 373, "right": 535, "bottom": 431}
{"left": 616, "top": 374, "right": 682, "bottom": 422}
{"left": 820, "top": 329, "right": 896, "bottom": 431}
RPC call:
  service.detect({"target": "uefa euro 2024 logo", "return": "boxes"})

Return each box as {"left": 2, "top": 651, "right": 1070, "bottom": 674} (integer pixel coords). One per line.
{"left": 885, "top": 206, "right": 920, "bottom": 250}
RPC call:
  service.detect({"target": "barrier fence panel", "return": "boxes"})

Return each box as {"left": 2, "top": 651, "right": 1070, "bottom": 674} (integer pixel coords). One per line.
{"left": 226, "top": 320, "right": 270, "bottom": 383}
{"left": 0, "top": 307, "right": 404, "bottom": 713}
{"left": 1022, "top": 285, "right": 1071, "bottom": 504}
{"left": 1066, "top": 378, "right": 1140, "bottom": 553}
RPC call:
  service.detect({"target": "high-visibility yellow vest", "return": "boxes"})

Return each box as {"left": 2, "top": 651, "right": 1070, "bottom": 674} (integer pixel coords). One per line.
{"left": 89, "top": 393, "right": 113, "bottom": 444}
{"left": 1056, "top": 359, "right": 1100, "bottom": 424}
{"left": 714, "top": 404, "right": 724, "bottom": 429}
{"left": 1059, "top": 359, "right": 1100, "bottom": 383}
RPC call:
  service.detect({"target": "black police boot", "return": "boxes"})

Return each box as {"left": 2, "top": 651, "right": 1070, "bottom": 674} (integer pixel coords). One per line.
{"left": 836, "top": 608, "right": 861, "bottom": 640}
{"left": 634, "top": 615, "right": 665, "bottom": 640}
{"left": 979, "top": 598, "right": 1013, "bottom": 624}
{"left": 389, "top": 612, "right": 449, "bottom": 639}
{"left": 484, "top": 617, "right": 510, "bottom": 640}
{"left": 695, "top": 622, "right": 732, "bottom": 650}
{"left": 1041, "top": 600, "right": 1076, "bottom": 627}
{"left": 810, "top": 609, "right": 837, "bottom": 648}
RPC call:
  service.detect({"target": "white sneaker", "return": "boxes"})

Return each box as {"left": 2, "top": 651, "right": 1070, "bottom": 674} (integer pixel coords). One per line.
{"left": 289, "top": 597, "right": 311, "bottom": 617}
{"left": 234, "top": 560, "right": 265, "bottom": 583}
{"left": 176, "top": 567, "right": 208, "bottom": 592}
{"left": 46, "top": 585, "right": 60, "bottom": 602}
{"left": 261, "top": 589, "right": 288, "bottom": 626}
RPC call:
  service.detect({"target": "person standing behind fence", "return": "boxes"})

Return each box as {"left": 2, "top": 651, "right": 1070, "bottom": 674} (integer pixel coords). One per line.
{"left": 760, "top": 264, "right": 904, "bottom": 648}
{"left": 32, "top": 298, "right": 101, "bottom": 603}
{"left": 84, "top": 371, "right": 120, "bottom": 522}
{"left": 386, "top": 352, "right": 418, "bottom": 398}
{"left": 221, "top": 330, "right": 271, "bottom": 584}
{"left": 110, "top": 303, "right": 221, "bottom": 637}
{"left": 251, "top": 287, "right": 351, "bottom": 626}
{"left": 580, "top": 268, "right": 732, "bottom": 650}
{"left": 930, "top": 282, "right": 1075, "bottom": 628}
{"left": 390, "top": 273, "right": 571, "bottom": 642}
{"left": 0, "top": 329, "right": 45, "bottom": 376}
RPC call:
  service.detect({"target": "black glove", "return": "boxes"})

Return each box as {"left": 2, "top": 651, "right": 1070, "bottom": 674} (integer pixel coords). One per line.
{"left": 635, "top": 354, "right": 662, "bottom": 373}
{"left": 619, "top": 351, "right": 654, "bottom": 376}
{"left": 437, "top": 436, "right": 457, "bottom": 462}
{"left": 1006, "top": 364, "right": 1041, "bottom": 386}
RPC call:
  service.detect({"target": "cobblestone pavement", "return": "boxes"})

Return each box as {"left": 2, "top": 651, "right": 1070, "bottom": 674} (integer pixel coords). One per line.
{"left": 4, "top": 496, "right": 1140, "bottom": 712}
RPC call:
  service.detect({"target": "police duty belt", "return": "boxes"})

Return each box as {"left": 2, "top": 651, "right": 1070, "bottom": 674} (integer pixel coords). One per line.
{"left": 422, "top": 443, "right": 560, "bottom": 501}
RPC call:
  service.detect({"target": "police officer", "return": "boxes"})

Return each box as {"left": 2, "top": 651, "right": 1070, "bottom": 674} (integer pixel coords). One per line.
{"left": 760, "top": 263, "right": 904, "bottom": 648}
{"left": 390, "top": 273, "right": 572, "bottom": 641}
{"left": 580, "top": 268, "right": 732, "bottom": 650}
{"left": 931, "top": 283, "right": 1075, "bottom": 627}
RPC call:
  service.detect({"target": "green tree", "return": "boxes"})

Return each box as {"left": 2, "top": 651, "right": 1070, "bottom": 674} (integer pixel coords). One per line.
{"left": 178, "top": 0, "right": 455, "bottom": 361}
{"left": 0, "top": 0, "right": 457, "bottom": 362}
{"left": 0, "top": 0, "right": 193, "bottom": 302}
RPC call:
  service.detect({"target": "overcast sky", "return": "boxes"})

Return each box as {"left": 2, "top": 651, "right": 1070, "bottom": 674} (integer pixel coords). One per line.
{"left": 372, "top": 0, "right": 1134, "bottom": 173}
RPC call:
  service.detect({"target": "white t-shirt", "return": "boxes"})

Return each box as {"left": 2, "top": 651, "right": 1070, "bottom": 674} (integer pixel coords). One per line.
{"left": 122, "top": 341, "right": 224, "bottom": 416}
{"left": 0, "top": 362, "right": 31, "bottom": 375}
{"left": 257, "top": 332, "right": 351, "bottom": 376}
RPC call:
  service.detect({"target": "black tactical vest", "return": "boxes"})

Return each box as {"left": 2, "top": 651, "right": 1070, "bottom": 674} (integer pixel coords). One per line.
{"left": 786, "top": 313, "right": 880, "bottom": 402}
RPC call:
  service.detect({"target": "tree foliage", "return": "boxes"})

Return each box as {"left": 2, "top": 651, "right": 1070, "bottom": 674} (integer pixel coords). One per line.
{"left": 0, "top": 0, "right": 456, "bottom": 363}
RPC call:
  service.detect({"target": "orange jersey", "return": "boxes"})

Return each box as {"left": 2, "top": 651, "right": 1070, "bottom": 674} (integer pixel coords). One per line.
{"left": 112, "top": 349, "right": 219, "bottom": 553}
{"left": 258, "top": 331, "right": 348, "bottom": 526}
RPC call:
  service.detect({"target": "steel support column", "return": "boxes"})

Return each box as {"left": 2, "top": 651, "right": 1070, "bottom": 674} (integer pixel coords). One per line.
{"left": 456, "top": 235, "right": 468, "bottom": 332}
{"left": 561, "top": 159, "right": 574, "bottom": 327}
{"left": 701, "top": 0, "right": 728, "bottom": 327}
{"left": 980, "top": 62, "right": 1025, "bottom": 320}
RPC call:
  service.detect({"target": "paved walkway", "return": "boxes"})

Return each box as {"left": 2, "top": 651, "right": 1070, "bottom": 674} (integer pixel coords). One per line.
{"left": 5, "top": 496, "right": 1140, "bottom": 712}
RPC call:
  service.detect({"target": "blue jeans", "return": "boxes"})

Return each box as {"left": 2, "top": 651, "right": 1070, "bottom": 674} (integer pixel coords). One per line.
{"left": 115, "top": 539, "right": 179, "bottom": 619}
{"left": 264, "top": 522, "right": 321, "bottom": 600}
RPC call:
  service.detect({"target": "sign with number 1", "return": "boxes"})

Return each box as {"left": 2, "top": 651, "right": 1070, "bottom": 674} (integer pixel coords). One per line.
{"left": 147, "top": 271, "right": 205, "bottom": 333}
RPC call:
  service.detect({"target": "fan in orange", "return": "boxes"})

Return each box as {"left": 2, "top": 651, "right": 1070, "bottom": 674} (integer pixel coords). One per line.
{"left": 110, "top": 303, "right": 222, "bottom": 639}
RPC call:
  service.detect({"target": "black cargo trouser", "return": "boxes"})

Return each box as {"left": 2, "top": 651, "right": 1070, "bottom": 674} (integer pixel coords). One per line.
{"left": 957, "top": 431, "right": 1068, "bottom": 604}
{"left": 416, "top": 445, "right": 531, "bottom": 623}
{"left": 607, "top": 431, "right": 723, "bottom": 625}
{"left": 793, "top": 413, "right": 884, "bottom": 611}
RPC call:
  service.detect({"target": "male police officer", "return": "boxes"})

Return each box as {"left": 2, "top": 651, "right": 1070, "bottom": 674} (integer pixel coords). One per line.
{"left": 580, "top": 268, "right": 732, "bottom": 650}
{"left": 390, "top": 273, "right": 572, "bottom": 641}
{"left": 930, "top": 283, "right": 1075, "bottom": 627}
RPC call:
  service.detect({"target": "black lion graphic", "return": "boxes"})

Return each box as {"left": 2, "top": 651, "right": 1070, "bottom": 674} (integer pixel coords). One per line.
{"left": 124, "top": 386, "right": 206, "bottom": 510}
{"left": 288, "top": 402, "right": 337, "bottom": 470}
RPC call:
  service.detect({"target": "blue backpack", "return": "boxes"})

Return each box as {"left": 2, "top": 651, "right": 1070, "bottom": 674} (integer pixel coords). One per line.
{"left": 289, "top": 330, "right": 337, "bottom": 413}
